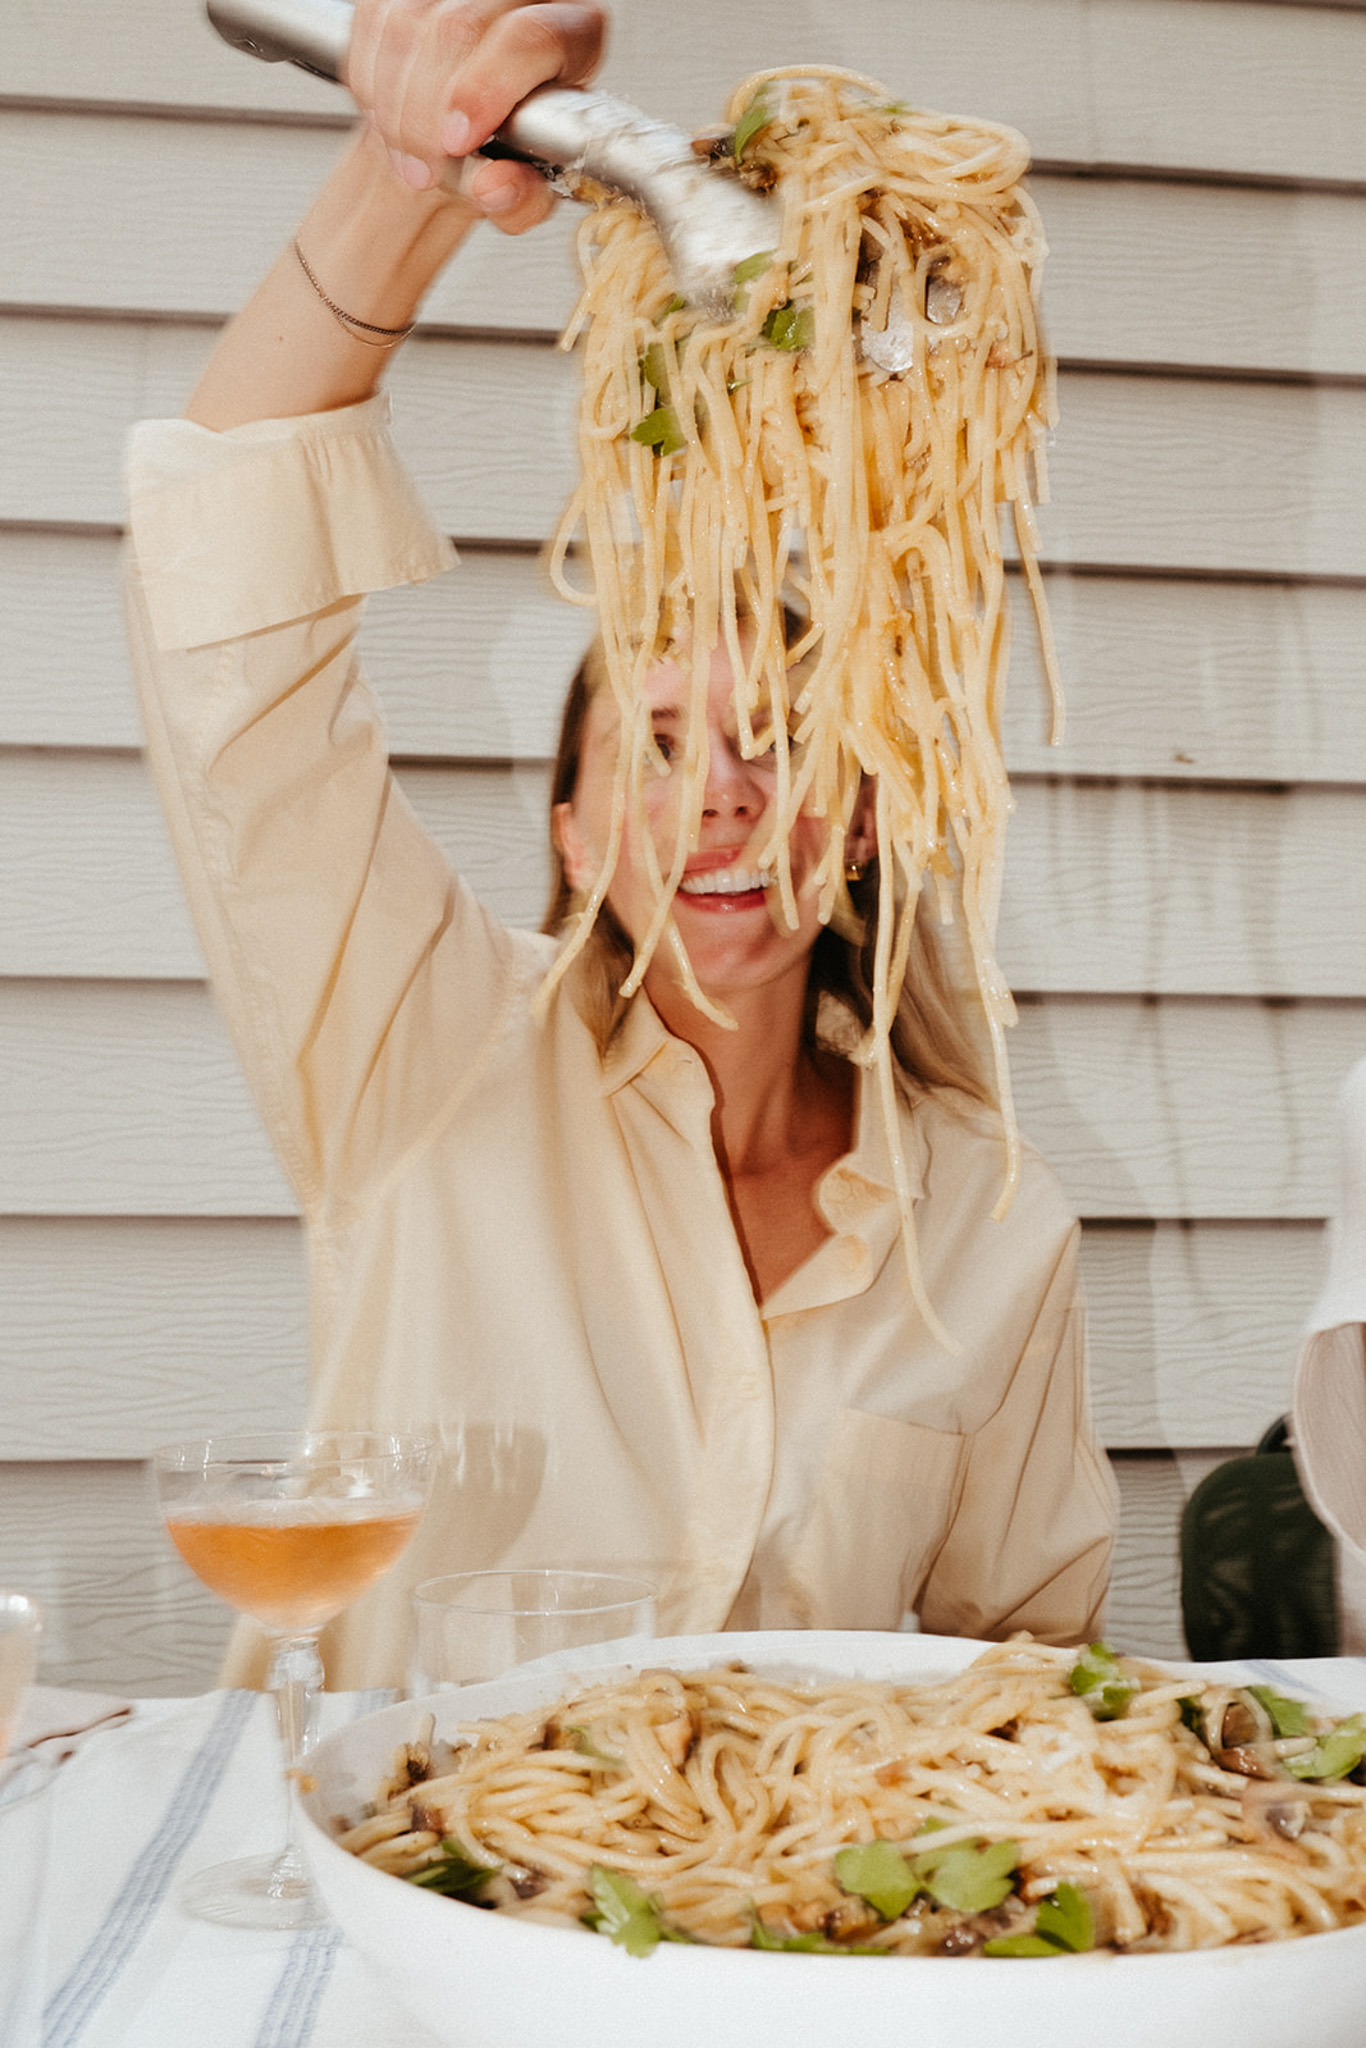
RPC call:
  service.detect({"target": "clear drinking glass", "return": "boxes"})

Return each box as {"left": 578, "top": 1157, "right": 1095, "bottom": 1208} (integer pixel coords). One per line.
{"left": 153, "top": 1430, "right": 434, "bottom": 1929}
{"left": 412, "top": 1568, "right": 657, "bottom": 1691}
{"left": 0, "top": 1594, "right": 42, "bottom": 1761}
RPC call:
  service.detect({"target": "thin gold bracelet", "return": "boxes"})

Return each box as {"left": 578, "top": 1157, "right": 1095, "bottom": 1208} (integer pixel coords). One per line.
{"left": 292, "top": 237, "right": 417, "bottom": 349}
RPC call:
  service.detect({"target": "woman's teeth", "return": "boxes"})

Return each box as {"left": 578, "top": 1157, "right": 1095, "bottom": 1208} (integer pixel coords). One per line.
{"left": 678, "top": 867, "right": 774, "bottom": 898}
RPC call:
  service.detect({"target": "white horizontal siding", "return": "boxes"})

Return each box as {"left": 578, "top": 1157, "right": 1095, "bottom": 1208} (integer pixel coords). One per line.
{"left": 2, "top": 978, "right": 1360, "bottom": 1220}
{"left": 6, "top": 0, "right": 1366, "bottom": 185}
{"left": 6, "top": 531, "right": 1366, "bottom": 786}
{"left": 0, "top": 1461, "right": 233, "bottom": 1694}
{"left": 10, "top": 110, "right": 1366, "bottom": 382}
{"left": 1106, "top": 1451, "right": 1229, "bottom": 1662}
{"left": 0, "top": 111, "right": 581, "bottom": 337}
{"left": 1082, "top": 1222, "right": 1321, "bottom": 1449}
{"left": 0, "top": 754, "right": 556, "bottom": 973}
{"left": 0, "top": 1218, "right": 308, "bottom": 1459}
{"left": 0, "top": 1213, "right": 1319, "bottom": 1460}
{"left": 5, "top": 750, "right": 1366, "bottom": 996}
{"left": 6, "top": 316, "right": 1366, "bottom": 576}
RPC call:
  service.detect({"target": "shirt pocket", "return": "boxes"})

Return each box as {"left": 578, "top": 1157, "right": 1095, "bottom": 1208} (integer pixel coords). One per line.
{"left": 784, "top": 1408, "right": 966, "bottom": 1630}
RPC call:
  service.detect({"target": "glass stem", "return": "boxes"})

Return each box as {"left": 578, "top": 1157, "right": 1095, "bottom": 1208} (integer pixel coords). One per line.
{"left": 264, "top": 1630, "right": 324, "bottom": 1899}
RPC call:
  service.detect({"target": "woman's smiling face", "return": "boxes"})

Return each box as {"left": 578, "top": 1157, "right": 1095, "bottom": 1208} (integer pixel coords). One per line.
{"left": 553, "top": 640, "right": 845, "bottom": 1010}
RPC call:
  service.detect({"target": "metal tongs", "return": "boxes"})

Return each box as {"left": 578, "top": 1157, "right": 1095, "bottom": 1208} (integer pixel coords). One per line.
{"left": 206, "top": 0, "right": 777, "bottom": 313}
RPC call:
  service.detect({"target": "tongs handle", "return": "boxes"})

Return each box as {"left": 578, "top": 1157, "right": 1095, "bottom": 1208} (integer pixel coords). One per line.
{"left": 204, "top": 0, "right": 596, "bottom": 165}
{"left": 205, "top": 0, "right": 777, "bottom": 310}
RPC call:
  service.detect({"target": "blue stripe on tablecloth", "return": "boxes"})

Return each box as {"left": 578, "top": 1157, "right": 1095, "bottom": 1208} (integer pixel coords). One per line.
{"left": 251, "top": 1689, "right": 398, "bottom": 2046}
{"left": 42, "top": 1689, "right": 257, "bottom": 2048}
{"left": 1244, "top": 1656, "right": 1366, "bottom": 1702}
{"left": 253, "top": 1928, "right": 343, "bottom": 2048}
{"left": 1244, "top": 1657, "right": 1336, "bottom": 1699}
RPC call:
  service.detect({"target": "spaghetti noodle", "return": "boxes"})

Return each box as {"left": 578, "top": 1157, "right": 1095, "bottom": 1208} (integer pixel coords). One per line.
{"left": 544, "top": 71, "right": 1057, "bottom": 1312}
{"left": 337, "top": 1642, "right": 1366, "bottom": 1955}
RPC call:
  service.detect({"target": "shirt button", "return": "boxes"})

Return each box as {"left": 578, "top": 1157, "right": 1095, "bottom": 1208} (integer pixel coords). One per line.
{"left": 734, "top": 1369, "right": 764, "bottom": 1399}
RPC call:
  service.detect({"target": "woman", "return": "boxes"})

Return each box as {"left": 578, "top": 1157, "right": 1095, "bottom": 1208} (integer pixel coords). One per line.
{"left": 125, "top": 0, "right": 1117, "bottom": 1687}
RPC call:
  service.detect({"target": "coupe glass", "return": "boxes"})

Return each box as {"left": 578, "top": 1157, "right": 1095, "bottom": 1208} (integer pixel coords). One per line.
{"left": 153, "top": 1429, "right": 433, "bottom": 1930}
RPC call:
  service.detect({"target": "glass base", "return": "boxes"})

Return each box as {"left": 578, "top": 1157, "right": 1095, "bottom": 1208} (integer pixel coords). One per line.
{"left": 178, "top": 1850, "right": 330, "bottom": 1931}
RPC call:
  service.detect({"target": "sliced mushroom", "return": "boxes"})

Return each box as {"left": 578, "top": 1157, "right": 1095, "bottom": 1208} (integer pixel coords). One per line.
{"left": 652, "top": 1708, "right": 699, "bottom": 1769}
{"left": 824, "top": 1894, "right": 884, "bottom": 1943}
{"left": 925, "top": 271, "right": 964, "bottom": 325}
{"left": 1240, "top": 1779, "right": 1309, "bottom": 1844}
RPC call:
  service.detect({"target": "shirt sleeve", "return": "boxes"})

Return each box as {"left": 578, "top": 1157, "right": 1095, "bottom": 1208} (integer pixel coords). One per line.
{"left": 915, "top": 1223, "right": 1119, "bottom": 1647}
{"left": 125, "top": 397, "right": 529, "bottom": 1222}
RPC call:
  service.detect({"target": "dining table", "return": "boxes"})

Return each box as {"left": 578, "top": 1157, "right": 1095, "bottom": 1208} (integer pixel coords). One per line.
{"left": 9, "top": 1650, "right": 1366, "bottom": 2048}
{"left": 5, "top": 1685, "right": 446, "bottom": 2048}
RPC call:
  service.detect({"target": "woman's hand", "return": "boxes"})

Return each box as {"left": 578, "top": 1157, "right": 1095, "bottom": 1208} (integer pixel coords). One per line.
{"left": 184, "top": 0, "right": 605, "bottom": 426}
{"left": 345, "top": 0, "right": 608, "bottom": 233}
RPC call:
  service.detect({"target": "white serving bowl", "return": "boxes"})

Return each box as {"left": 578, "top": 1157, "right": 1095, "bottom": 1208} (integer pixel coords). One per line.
{"left": 297, "top": 1630, "right": 1366, "bottom": 2048}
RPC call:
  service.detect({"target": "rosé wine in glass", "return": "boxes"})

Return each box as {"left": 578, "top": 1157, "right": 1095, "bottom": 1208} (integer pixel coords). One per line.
{"left": 163, "top": 1496, "right": 424, "bottom": 1634}
{"left": 153, "top": 1431, "right": 433, "bottom": 1931}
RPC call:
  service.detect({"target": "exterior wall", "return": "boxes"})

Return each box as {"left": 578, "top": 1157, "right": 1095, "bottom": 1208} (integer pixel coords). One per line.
{"left": 2, "top": 0, "right": 1364, "bottom": 1688}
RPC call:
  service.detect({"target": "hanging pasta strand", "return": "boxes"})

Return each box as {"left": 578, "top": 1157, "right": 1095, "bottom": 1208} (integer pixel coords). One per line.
{"left": 543, "top": 64, "right": 1059, "bottom": 1276}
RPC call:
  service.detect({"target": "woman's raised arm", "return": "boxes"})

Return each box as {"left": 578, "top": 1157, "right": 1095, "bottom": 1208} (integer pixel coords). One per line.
{"left": 187, "top": 0, "right": 606, "bottom": 429}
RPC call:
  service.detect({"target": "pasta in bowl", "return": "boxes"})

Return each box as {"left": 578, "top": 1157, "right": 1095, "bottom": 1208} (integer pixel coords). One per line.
{"left": 296, "top": 1630, "right": 1366, "bottom": 2048}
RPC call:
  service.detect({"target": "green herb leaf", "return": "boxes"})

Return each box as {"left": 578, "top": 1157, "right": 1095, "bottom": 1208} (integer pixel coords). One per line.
{"left": 1178, "top": 1695, "right": 1204, "bottom": 1734}
{"left": 567, "top": 1723, "right": 623, "bottom": 1766}
{"left": 630, "top": 405, "right": 686, "bottom": 456}
{"left": 1247, "top": 1686, "right": 1314, "bottom": 1739}
{"left": 586, "top": 1867, "right": 668, "bottom": 1956}
{"left": 750, "top": 1913, "right": 837, "bottom": 1952}
{"left": 983, "top": 1882, "right": 1094, "bottom": 1958}
{"left": 910, "top": 1834, "right": 1019, "bottom": 1913}
{"left": 732, "top": 92, "right": 772, "bottom": 159}
{"left": 733, "top": 250, "right": 775, "bottom": 287}
{"left": 639, "top": 343, "right": 671, "bottom": 397}
{"left": 761, "top": 303, "right": 814, "bottom": 352}
{"left": 1285, "top": 1713, "right": 1366, "bottom": 1782}
{"left": 1035, "top": 1881, "right": 1095, "bottom": 1952}
{"left": 655, "top": 293, "right": 687, "bottom": 322}
{"left": 835, "top": 1840, "right": 919, "bottom": 1920}
{"left": 1070, "top": 1642, "right": 1138, "bottom": 1722}
{"left": 406, "top": 1839, "right": 499, "bottom": 1898}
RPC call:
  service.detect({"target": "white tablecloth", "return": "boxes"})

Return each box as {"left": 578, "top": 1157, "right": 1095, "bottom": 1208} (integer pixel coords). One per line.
{"left": 16, "top": 1656, "right": 1366, "bottom": 2047}
{"left": 22, "top": 1689, "right": 445, "bottom": 2048}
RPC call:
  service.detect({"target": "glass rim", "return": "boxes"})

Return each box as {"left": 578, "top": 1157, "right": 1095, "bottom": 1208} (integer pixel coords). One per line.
{"left": 413, "top": 1568, "right": 657, "bottom": 1618}
{"left": 150, "top": 1430, "right": 436, "bottom": 1473}
{"left": 0, "top": 1593, "right": 42, "bottom": 1633}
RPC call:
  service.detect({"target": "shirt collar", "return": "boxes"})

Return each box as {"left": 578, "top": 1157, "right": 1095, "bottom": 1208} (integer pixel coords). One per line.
{"left": 598, "top": 985, "right": 926, "bottom": 1313}
{"left": 601, "top": 991, "right": 929, "bottom": 1199}
{"left": 600, "top": 987, "right": 675, "bottom": 1096}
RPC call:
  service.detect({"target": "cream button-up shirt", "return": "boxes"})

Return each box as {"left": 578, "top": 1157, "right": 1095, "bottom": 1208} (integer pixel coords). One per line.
{"left": 125, "top": 397, "right": 1117, "bottom": 1689}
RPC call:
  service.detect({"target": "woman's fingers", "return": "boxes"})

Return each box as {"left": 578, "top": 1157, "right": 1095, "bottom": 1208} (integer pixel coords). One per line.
{"left": 346, "top": 0, "right": 607, "bottom": 214}
{"left": 443, "top": 2, "right": 606, "bottom": 149}
{"left": 453, "top": 152, "right": 557, "bottom": 233}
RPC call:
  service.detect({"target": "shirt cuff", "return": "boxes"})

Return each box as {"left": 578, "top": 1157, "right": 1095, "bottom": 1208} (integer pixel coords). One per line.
{"left": 125, "top": 394, "right": 457, "bottom": 651}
